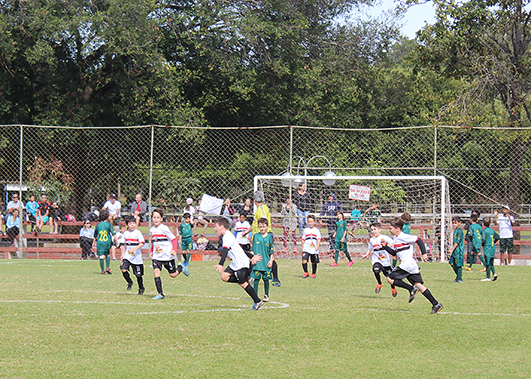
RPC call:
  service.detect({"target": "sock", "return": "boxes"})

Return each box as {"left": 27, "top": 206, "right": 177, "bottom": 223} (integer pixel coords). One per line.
{"left": 302, "top": 262, "right": 308, "bottom": 273}
{"left": 392, "top": 259, "right": 397, "bottom": 268}
{"left": 272, "top": 260, "right": 279, "bottom": 281}
{"left": 186, "top": 253, "right": 191, "bottom": 263}
{"left": 177, "top": 265, "right": 183, "bottom": 274}
{"left": 244, "top": 284, "right": 261, "bottom": 303}
{"left": 334, "top": 250, "right": 339, "bottom": 263}
{"left": 253, "top": 278, "right": 260, "bottom": 294}
{"left": 490, "top": 263, "right": 496, "bottom": 276}
{"left": 373, "top": 271, "right": 382, "bottom": 285}
{"left": 105, "top": 255, "right": 110, "bottom": 269}
{"left": 312, "top": 263, "right": 317, "bottom": 275}
{"left": 122, "top": 270, "right": 133, "bottom": 284}
{"left": 264, "top": 280, "right": 270, "bottom": 296}
{"left": 344, "top": 250, "right": 352, "bottom": 261}
{"left": 421, "top": 288, "right": 438, "bottom": 306}
{"left": 136, "top": 275, "right": 144, "bottom": 289}
{"left": 154, "top": 277, "right": 163, "bottom": 295}
{"left": 393, "top": 279, "right": 413, "bottom": 292}
{"left": 99, "top": 258, "right": 105, "bottom": 272}
{"left": 457, "top": 267, "right": 462, "bottom": 281}
{"left": 451, "top": 263, "right": 458, "bottom": 275}
{"left": 479, "top": 254, "right": 486, "bottom": 267}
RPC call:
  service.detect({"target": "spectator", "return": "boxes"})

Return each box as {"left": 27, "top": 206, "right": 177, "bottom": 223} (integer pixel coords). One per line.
{"left": 25, "top": 194, "right": 39, "bottom": 229}
{"left": 281, "top": 197, "right": 298, "bottom": 253}
{"left": 364, "top": 203, "right": 381, "bottom": 224}
{"left": 239, "top": 198, "right": 253, "bottom": 224}
{"left": 102, "top": 193, "right": 121, "bottom": 224}
{"left": 6, "top": 193, "right": 21, "bottom": 213}
{"left": 293, "top": 183, "right": 312, "bottom": 236}
{"left": 182, "top": 197, "right": 195, "bottom": 222}
{"left": 193, "top": 198, "right": 208, "bottom": 237}
{"left": 6, "top": 208, "right": 20, "bottom": 247}
{"left": 49, "top": 201, "right": 63, "bottom": 234}
{"left": 320, "top": 192, "right": 342, "bottom": 252}
{"left": 79, "top": 220, "right": 95, "bottom": 260}
{"left": 220, "top": 198, "right": 235, "bottom": 216}
{"left": 36, "top": 193, "right": 51, "bottom": 234}
{"left": 129, "top": 193, "right": 148, "bottom": 225}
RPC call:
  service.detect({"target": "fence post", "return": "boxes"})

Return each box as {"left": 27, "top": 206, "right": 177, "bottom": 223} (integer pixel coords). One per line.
{"left": 18, "top": 125, "right": 25, "bottom": 259}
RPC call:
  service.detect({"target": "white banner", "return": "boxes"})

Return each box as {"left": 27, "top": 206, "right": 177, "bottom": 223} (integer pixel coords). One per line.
{"left": 348, "top": 185, "right": 371, "bottom": 201}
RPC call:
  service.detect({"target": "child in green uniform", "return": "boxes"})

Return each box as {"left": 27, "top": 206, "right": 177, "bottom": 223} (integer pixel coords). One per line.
{"left": 179, "top": 213, "right": 193, "bottom": 266}
{"left": 481, "top": 217, "right": 499, "bottom": 281}
{"left": 465, "top": 214, "right": 483, "bottom": 271}
{"left": 92, "top": 209, "right": 115, "bottom": 275}
{"left": 330, "top": 212, "right": 353, "bottom": 267}
{"left": 251, "top": 218, "right": 274, "bottom": 302}
{"left": 448, "top": 216, "right": 464, "bottom": 283}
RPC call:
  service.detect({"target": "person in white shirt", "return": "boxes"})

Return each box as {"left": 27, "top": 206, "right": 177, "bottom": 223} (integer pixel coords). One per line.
{"left": 102, "top": 194, "right": 121, "bottom": 224}
{"left": 300, "top": 215, "right": 321, "bottom": 279}
{"left": 493, "top": 205, "right": 515, "bottom": 265}
{"left": 381, "top": 217, "right": 443, "bottom": 314}
{"left": 120, "top": 217, "right": 145, "bottom": 295}
{"left": 234, "top": 212, "right": 251, "bottom": 253}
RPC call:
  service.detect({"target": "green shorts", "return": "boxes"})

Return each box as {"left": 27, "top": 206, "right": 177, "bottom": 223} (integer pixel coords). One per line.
{"left": 499, "top": 238, "right": 514, "bottom": 253}
{"left": 182, "top": 238, "right": 193, "bottom": 251}
{"left": 97, "top": 249, "right": 110, "bottom": 256}
{"left": 335, "top": 241, "right": 347, "bottom": 251}
{"left": 251, "top": 270, "right": 272, "bottom": 281}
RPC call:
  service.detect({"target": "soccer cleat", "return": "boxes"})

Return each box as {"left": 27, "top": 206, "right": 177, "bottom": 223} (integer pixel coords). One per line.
{"left": 126, "top": 283, "right": 133, "bottom": 291}
{"left": 101, "top": 271, "right": 105, "bottom": 275}
{"left": 183, "top": 261, "right": 189, "bottom": 267}
{"left": 453, "top": 279, "right": 463, "bottom": 283}
{"left": 408, "top": 286, "right": 419, "bottom": 303}
{"left": 282, "top": 247, "right": 287, "bottom": 253}
{"left": 492, "top": 274, "right": 498, "bottom": 281}
{"left": 302, "top": 272, "right": 310, "bottom": 278}
{"left": 465, "top": 267, "right": 472, "bottom": 271}
{"left": 263, "top": 295, "right": 269, "bottom": 302}
{"left": 152, "top": 293, "right": 165, "bottom": 300}
{"left": 252, "top": 301, "right": 264, "bottom": 310}
{"left": 271, "top": 280, "right": 281, "bottom": 287}
{"left": 375, "top": 284, "right": 382, "bottom": 294}
{"left": 311, "top": 274, "right": 316, "bottom": 279}
{"left": 106, "top": 268, "right": 112, "bottom": 275}
{"left": 138, "top": 288, "right": 145, "bottom": 295}
{"left": 178, "top": 263, "right": 190, "bottom": 277}
{"left": 391, "top": 288, "right": 397, "bottom": 297}
{"left": 330, "top": 262, "right": 338, "bottom": 267}
{"left": 481, "top": 277, "right": 491, "bottom": 282}
{"left": 480, "top": 267, "right": 486, "bottom": 272}
{"left": 346, "top": 261, "right": 354, "bottom": 267}
{"left": 431, "top": 303, "right": 443, "bottom": 314}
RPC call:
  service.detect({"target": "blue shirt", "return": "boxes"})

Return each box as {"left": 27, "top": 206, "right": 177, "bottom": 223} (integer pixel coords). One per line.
{"left": 79, "top": 227, "right": 95, "bottom": 239}
{"left": 26, "top": 201, "right": 39, "bottom": 216}
{"left": 6, "top": 215, "right": 19, "bottom": 229}
{"left": 350, "top": 209, "right": 361, "bottom": 221}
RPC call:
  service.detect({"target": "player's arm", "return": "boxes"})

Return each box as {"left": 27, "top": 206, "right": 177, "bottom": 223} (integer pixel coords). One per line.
{"left": 170, "top": 237, "right": 178, "bottom": 256}
{"left": 341, "top": 229, "right": 347, "bottom": 242}
{"left": 120, "top": 245, "right": 125, "bottom": 261}
{"left": 416, "top": 238, "right": 429, "bottom": 261}
{"left": 448, "top": 242, "right": 458, "bottom": 255}
{"left": 135, "top": 241, "right": 145, "bottom": 254}
{"left": 215, "top": 247, "right": 229, "bottom": 272}
{"left": 361, "top": 248, "right": 371, "bottom": 259}
{"left": 241, "top": 227, "right": 251, "bottom": 237}
{"left": 267, "top": 250, "right": 274, "bottom": 268}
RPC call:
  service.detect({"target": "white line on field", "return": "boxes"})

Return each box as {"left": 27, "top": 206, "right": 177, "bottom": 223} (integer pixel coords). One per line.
{"left": 357, "top": 307, "right": 531, "bottom": 317}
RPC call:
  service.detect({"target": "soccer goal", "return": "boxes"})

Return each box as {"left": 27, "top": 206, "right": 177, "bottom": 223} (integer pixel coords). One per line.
{"left": 254, "top": 175, "right": 451, "bottom": 262}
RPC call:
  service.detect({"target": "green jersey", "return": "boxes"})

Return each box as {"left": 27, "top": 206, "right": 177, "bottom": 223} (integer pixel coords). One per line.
{"left": 335, "top": 220, "right": 347, "bottom": 242}
{"left": 252, "top": 232, "right": 273, "bottom": 272}
{"left": 452, "top": 227, "right": 464, "bottom": 258}
{"left": 179, "top": 222, "right": 193, "bottom": 239}
{"left": 94, "top": 221, "right": 115, "bottom": 253}
{"left": 482, "top": 227, "right": 499, "bottom": 258}
{"left": 469, "top": 223, "right": 483, "bottom": 251}
{"left": 403, "top": 222, "right": 411, "bottom": 234}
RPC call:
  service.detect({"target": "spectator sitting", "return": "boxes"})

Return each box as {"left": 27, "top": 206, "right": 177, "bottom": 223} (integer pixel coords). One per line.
{"left": 102, "top": 193, "right": 121, "bottom": 224}
{"left": 130, "top": 193, "right": 148, "bottom": 225}
{"left": 220, "top": 198, "right": 235, "bottom": 216}
{"left": 6, "top": 208, "right": 20, "bottom": 247}
{"left": 79, "top": 220, "right": 95, "bottom": 260}
{"left": 239, "top": 198, "right": 253, "bottom": 224}
{"left": 25, "top": 194, "right": 39, "bottom": 230}
{"left": 49, "top": 201, "right": 63, "bottom": 234}
{"left": 35, "top": 193, "right": 51, "bottom": 234}
{"left": 7, "top": 193, "right": 21, "bottom": 214}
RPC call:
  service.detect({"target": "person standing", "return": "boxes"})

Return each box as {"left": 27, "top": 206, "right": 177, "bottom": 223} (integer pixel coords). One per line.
{"left": 319, "top": 193, "right": 342, "bottom": 253}
{"left": 293, "top": 183, "right": 312, "bottom": 236}
{"left": 493, "top": 205, "right": 515, "bottom": 265}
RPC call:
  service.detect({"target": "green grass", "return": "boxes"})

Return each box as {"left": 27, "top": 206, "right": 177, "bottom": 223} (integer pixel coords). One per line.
{"left": 1, "top": 258, "right": 531, "bottom": 378}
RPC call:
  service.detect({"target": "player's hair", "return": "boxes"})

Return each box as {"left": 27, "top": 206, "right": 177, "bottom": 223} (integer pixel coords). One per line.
{"left": 336, "top": 211, "right": 344, "bottom": 220}
{"left": 183, "top": 212, "right": 191, "bottom": 219}
{"left": 307, "top": 214, "right": 316, "bottom": 221}
{"left": 400, "top": 212, "right": 411, "bottom": 223}
{"left": 483, "top": 217, "right": 491, "bottom": 227}
{"left": 370, "top": 222, "right": 382, "bottom": 229}
{"left": 390, "top": 217, "right": 404, "bottom": 230}
{"left": 258, "top": 217, "right": 268, "bottom": 226}
{"left": 118, "top": 222, "right": 127, "bottom": 229}
{"left": 239, "top": 211, "right": 247, "bottom": 219}
{"left": 215, "top": 217, "right": 230, "bottom": 229}
{"left": 125, "top": 216, "right": 136, "bottom": 224}
{"left": 98, "top": 208, "right": 109, "bottom": 222}
{"left": 452, "top": 216, "right": 461, "bottom": 223}
{"left": 152, "top": 208, "right": 164, "bottom": 218}
{"left": 470, "top": 214, "right": 478, "bottom": 222}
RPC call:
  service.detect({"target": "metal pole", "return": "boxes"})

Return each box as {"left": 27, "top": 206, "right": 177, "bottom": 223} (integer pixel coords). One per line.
{"left": 440, "top": 177, "right": 447, "bottom": 263}
{"left": 148, "top": 125, "right": 154, "bottom": 249}
{"left": 289, "top": 126, "right": 294, "bottom": 258}
{"left": 18, "top": 126, "right": 24, "bottom": 258}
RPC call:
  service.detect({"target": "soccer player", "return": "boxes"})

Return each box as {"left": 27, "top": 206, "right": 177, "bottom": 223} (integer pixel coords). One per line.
{"left": 120, "top": 217, "right": 145, "bottom": 295}
{"left": 150, "top": 208, "right": 189, "bottom": 300}
{"left": 381, "top": 217, "right": 443, "bottom": 314}
{"left": 251, "top": 218, "right": 274, "bottom": 302}
{"left": 301, "top": 214, "right": 321, "bottom": 279}
{"left": 361, "top": 222, "right": 397, "bottom": 297}
{"left": 92, "top": 209, "right": 115, "bottom": 275}
{"left": 330, "top": 211, "right": 353, "bottom": 267}
{"left": 465, "top": 214, "right": 482, "bottom": 271}
{"left": 448, "top": 216, "right": 464, "bottom": 283}
{"left": 111, "top": 223, "right": 127, "bottom": 261}
{"left": 493, "top": 205, "right": 515, "bottom": 265}
{"left": 179, "top": 213, "right": 193, "bottom": 267}
{"left": 214, "top": 217, "right": 264, "bottom": 310}
{"left": 481, "top": 217, "right": 499, "bottom": 282}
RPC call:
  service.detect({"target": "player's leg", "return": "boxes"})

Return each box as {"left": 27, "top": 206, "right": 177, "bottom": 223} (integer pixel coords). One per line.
{"left": 236, "top": 268, "right": 262, "bottom": 308}
{"left": 282, "top": 227, "right": 288, "bottom": 251}
{"left": 508, "top": 239, "right": 514, "bottom": 265}
{"left": 479, "top": 252, "right": 487, "bottom": 271}
{"left": 489, "top": 257, "right": 497, "bottom": 280}
{"left": 331, "top": 241, "right": 339, "bottom": 266}
{"left": 252, "top": 271, "right": 261, "bottom": 296}
{"left": 105, "top": 252, "right": 111, "bottom": 273}
{"left": 327, "top": 224, "right": 335, "bottom": 253}
{"left": 169, "top": 260, "right": 189, "bottom": 278}
{"left": 263, "top": 272, "right": 271, "bottom": 301}
{"left": 302, "top": 253, "right": 309, "bottom": 278}
{"left": 310, "top": 254, "right": 319, "bottom": 278}
{"left": 343, "top": 244, "right": 353, "bottom": 266}
{"left": 133, "top": 264, "right": 145, "bottom": 295}
{"left": 373, "top": 263, "right": 384, "bottom": 293}
{"left": 120, "top": 260, "right": 133, "bottom": 290}
{"left": 412, "top": 275, "right": 442, "bottom": 313}
{"left": 152, "top": 260, "right": 165, "bottom": 299}
{"left": 271, "top": 260, "right": 281, "bottom": 285}
{"left": 387, "top": 269, "right": 414, "bottom": 293}
{"left": 98, "top": 253, "right": 106, "bottom": 274}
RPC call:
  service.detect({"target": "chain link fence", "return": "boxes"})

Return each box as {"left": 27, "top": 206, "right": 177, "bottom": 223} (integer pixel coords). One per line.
{"left": 0, "top": 124, "right": 529, "bottom": 257}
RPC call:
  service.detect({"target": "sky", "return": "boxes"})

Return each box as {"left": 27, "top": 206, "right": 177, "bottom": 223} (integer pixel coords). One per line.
{"left": 357, "top": 0, "right": 437, "bottom": 39}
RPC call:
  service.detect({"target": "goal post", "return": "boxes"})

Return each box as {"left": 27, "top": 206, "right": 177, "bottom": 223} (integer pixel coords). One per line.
{"left": 254, "top": 175, "right": 451, "bottom": 262}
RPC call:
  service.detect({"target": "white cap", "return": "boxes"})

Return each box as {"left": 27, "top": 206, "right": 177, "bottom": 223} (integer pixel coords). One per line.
{"left": 503, "top": 205, "right": 510, "bottom": 211}
{"left": 186, "top": 198, "right": 193, "bottom": 205}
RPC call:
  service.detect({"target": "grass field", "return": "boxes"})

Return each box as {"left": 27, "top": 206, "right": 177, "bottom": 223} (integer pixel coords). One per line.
{"left": 1, "top": 258, "right": 531, "bottom": 378}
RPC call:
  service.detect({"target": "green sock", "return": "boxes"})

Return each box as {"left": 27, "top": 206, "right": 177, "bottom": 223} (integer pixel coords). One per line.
{"left": 253, "top": 278, "right": 260, "bottom": 295}
{"left": 451, "top": 263, "right": 458, "bottom": 275}
{"left": 99, "top": 258, "right": 105, "bottom": 271}
{"left": 264, "top": 280, "right": 270, "bottom": 296}
{"left": 344, "top": 250, "right": 352, "bottom": 261}
{"left": 334, "top": 250, "right": 339, "bottom": 263}
{"left": 479, "top": 254, "right": 486, "bottom": 267}
{"left": 105, "top": 255, "right": 110, "bottom": 269}
{"left": 392, "top": 259, "right": 397, "bottom": 268}
{"left": 457, "top": 267, "right": 462, "bottom": 281}
{"left": 186, "top": 253, "right": 191, "bottom": 263}
{"left": 490, "top": 264, "right": 496, "bottom": 275}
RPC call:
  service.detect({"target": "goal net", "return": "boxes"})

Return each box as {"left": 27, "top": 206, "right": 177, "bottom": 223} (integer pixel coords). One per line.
{"left": 254, "top": 175, "right": 452, "bottom": 262}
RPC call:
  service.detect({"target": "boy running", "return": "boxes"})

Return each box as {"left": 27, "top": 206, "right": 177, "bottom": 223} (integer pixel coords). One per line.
{"left": 120, "top": 217, "right": 145, "bottom": 294}
{"left": 481, "top": 217, "right": 499, "bottom": 282}
{"left": 92, "top": 209, "right": 115, "bottom": 275}
{"left": 448, "top": 216, "right": 464, "bottom": 283}
{"left": 251, "top": 218, "right": 274, "bottom": 302}
{"left": 301, "top": 215, "right": 321, "bottom": 278}
{"left": 381, "top": 217, "right": 443, "bottom": 314}
{"left": 214, "top": 217, "right": 264, "bottom": 310}
{"left": 361, "top": 222, "right": 397, "bottom": 297}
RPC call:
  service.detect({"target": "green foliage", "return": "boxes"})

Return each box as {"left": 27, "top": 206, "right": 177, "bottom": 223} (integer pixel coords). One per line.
{"left": 27, "top": 156, "right": 74, "bottom": 204}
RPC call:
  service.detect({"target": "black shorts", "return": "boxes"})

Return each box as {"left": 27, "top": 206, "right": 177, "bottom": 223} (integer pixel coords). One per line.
{"left": 224, "top": 266, "right": 251, "bottom": 285}
{"left": 152, "top": 259, "right": 177, "bottom": 274}
{"left": 302, "top": 252, "right": 320, "bottom": 263}
{"left": 372, "top": 262, "right": 392, "bottom": 277}
{"left": 120, "top": 259, "right": 144, "bottom": 276}
{"left": 388, "top": 267, "right": 424, "bottom": 285}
